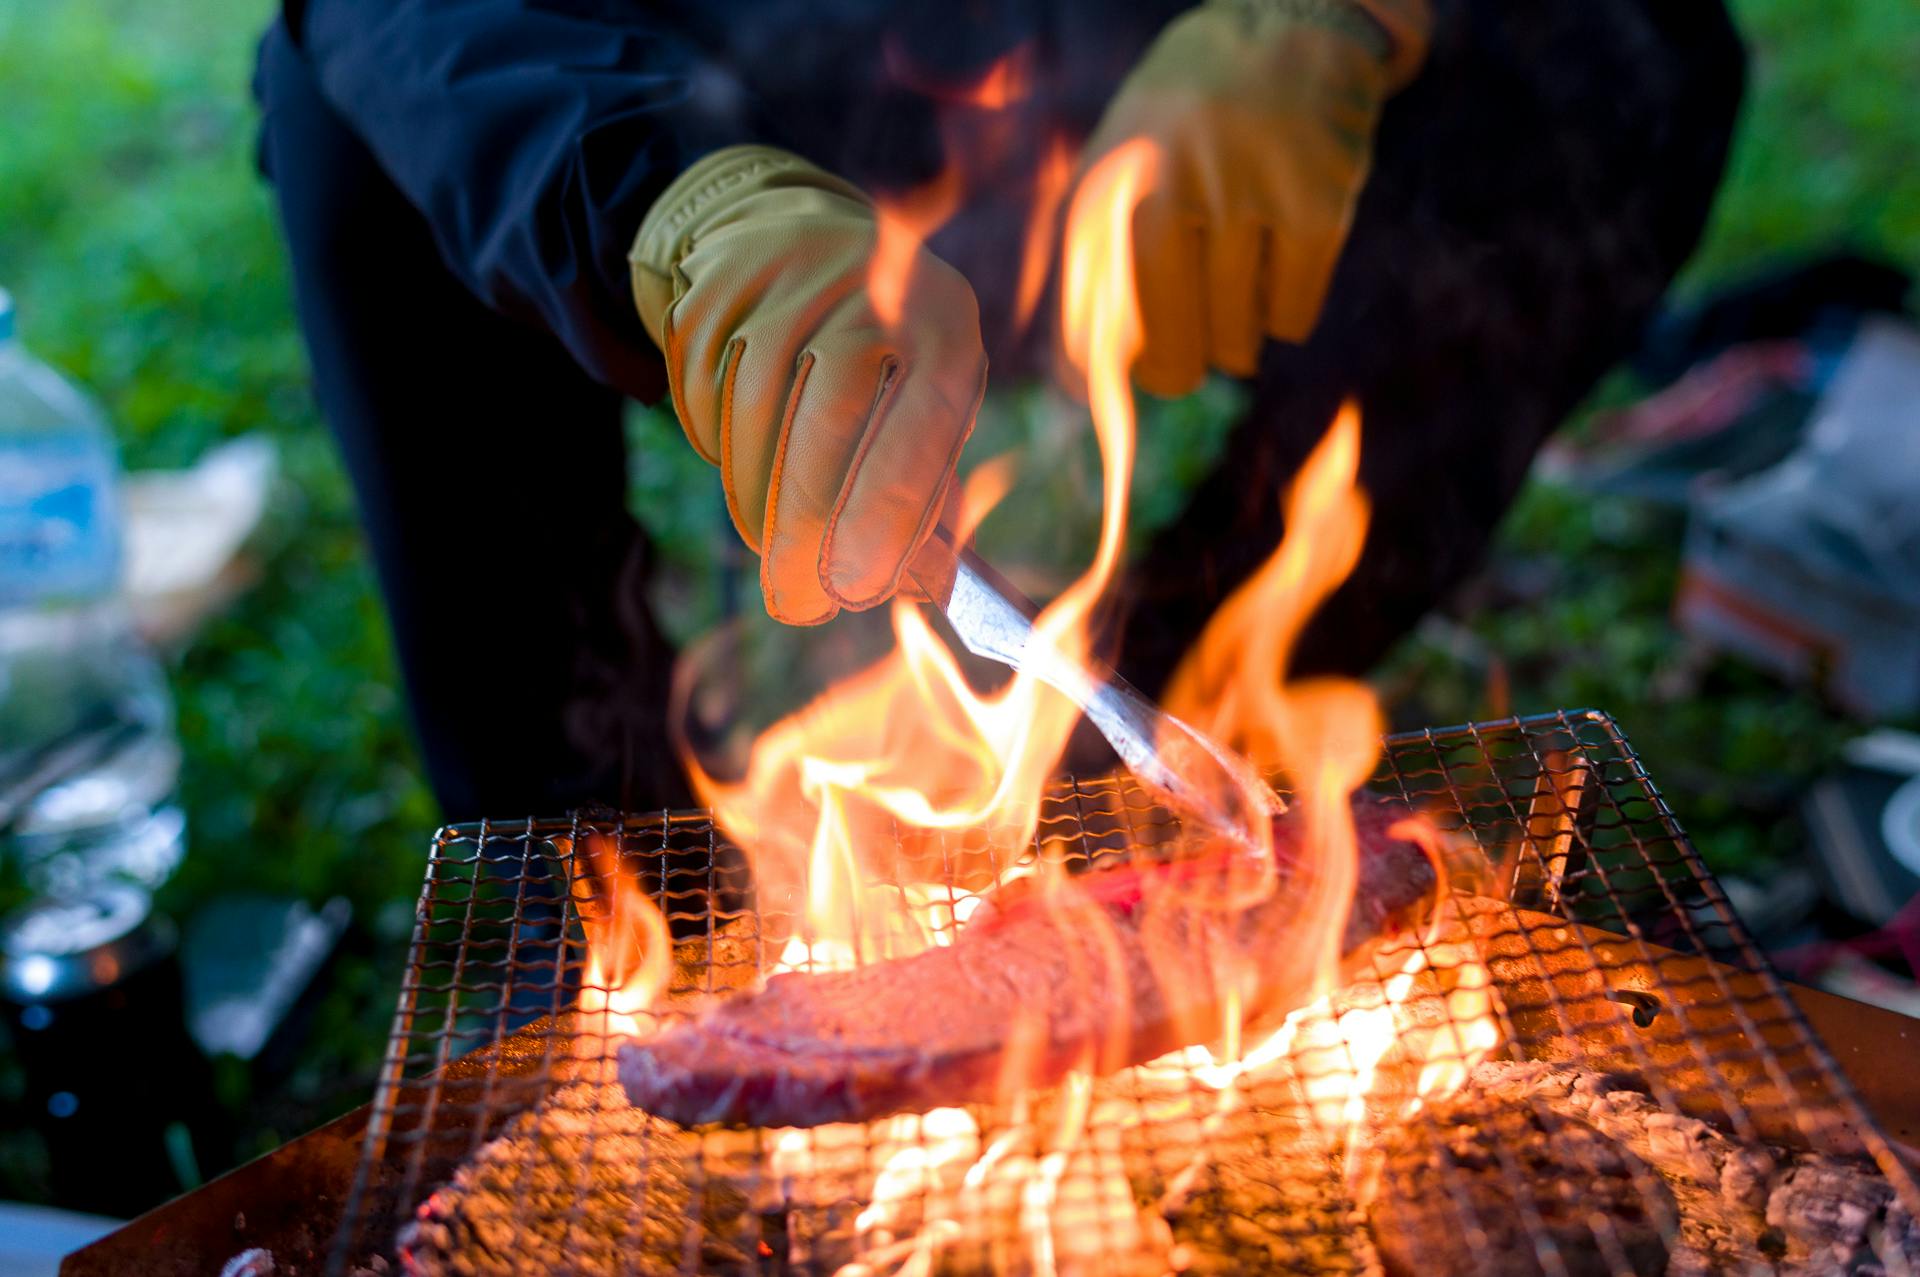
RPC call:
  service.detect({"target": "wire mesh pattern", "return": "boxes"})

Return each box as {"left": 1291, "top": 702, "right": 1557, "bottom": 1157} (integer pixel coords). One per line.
{"left": 329, "top": 709, "right": 1920, "bottom": 1276}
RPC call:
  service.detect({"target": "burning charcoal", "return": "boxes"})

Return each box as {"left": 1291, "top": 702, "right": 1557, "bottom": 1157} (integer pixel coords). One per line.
{"left": 1159, "top": 1124, "right": 1368, "bottom": 1274}
{"left": 1371, "top": 1087, "right": 1675, "bottom": 1277}
{"left": 1718, "top": 1147, "right": 1776, "bottom": 1215}
{"left": 670, "top": 917, "right": 766, "bottom": 997}
{"left": 395, "top": 1083, "right": 752, "bottom": 1276}
{"left": 1471, "top": 1060, "right": 1780, "bottom": 1271}
{"left": 1765, "top": 1160, "right": 1893, "bottom": 1271}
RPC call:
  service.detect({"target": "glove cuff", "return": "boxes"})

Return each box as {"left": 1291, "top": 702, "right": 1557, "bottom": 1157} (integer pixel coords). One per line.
{"left": 628, "top": 145, "right": 869, "bottom": 347}
{"left": 1207, "top": 0, "right": 1431, "bottom": 89}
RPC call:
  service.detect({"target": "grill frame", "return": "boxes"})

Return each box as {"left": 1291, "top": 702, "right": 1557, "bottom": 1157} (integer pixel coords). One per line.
{"left": 328, "top": 708, "right": 1920, "bottom": 1275}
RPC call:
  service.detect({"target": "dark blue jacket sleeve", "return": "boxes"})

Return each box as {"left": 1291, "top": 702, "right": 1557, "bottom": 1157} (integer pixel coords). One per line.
{"left": 293, "top": 0, "right": 754, "bottom": 400}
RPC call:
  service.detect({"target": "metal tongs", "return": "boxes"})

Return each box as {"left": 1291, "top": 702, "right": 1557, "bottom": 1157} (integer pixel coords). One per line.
{"left": 906, "top": 523, "right": 1283, "bottom": 847}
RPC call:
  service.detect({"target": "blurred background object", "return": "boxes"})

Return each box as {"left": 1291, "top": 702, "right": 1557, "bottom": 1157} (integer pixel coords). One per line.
{"left": 0, "top": 286, "right": 185, "bottom": 899}
{"left": 1674, "top": 318, "right": 1920, "bottom": 719}
{"left": 0, "top": 0, "right": 1917, "bottom": 1230}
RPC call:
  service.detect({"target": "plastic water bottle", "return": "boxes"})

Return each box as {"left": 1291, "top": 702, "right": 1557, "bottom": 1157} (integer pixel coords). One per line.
{"left": 0, "top": 288, "right": 184, "bottom": 893}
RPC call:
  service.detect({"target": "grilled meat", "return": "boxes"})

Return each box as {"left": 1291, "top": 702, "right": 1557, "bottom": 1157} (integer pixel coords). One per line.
{"left": 618, "top": 794, "right": 1440, "bottom": 1128}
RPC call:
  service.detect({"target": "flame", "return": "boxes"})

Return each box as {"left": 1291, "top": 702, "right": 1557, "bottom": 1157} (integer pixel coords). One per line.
{"left": 1162, "top": 402, "right": 1369, "bottom": 775}
{"left": 868, "top": 47, "right": 1046, "bottom": 330}
{"left": 949, "top": 51, "right": 1032, "bottom": 110}
{"left": 567, "top": 834, "right": 672, "bottom": 1068}
{"left": 648, "top": 124, "right": 1508, "bottom": 1275}
{"left": 869, "top": 166, "right": 965, "bottom": 329}
{"left": 831, "top": 908, "right": 1502, "bottom": 1276}
{"left": 1011, "top": 136, "right": 1075, "bottom": 336}
{"left": 682, "top": 140, "right": 1156, "bottom": 975}
{"left": 884, "top": 43, "right": 1034, "bottom": 110}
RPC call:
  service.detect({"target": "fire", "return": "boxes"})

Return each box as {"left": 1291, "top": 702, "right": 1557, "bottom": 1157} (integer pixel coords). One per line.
{"left": 833, "top": 906, "right": 1502, "bottom": 1276}
{"left": 574, "top": 80, "right": 1506, "bottom": 1272}
{"left": 1011, "top": 136, "right": 1075, "bottom": 335}
{"left": 567, "top": 834, "right": 672, "bottom": 1068}
{"left": 682, "top": 140, "right": 1157, "bottom": 972}
{"left": 950, "top": 52, "right": 1031, "bottom": 111}
{"left": 867, "top": 46, "right": 1062, "bottom": 335}
{"left": 884, "top": 42, "right": 1034, "bottom": 110}
{"left": 869, "top": 166, "right": 964, "bottom": 329}
{"left": 1161, "top": 401, "right": 1369, "bottom": 776}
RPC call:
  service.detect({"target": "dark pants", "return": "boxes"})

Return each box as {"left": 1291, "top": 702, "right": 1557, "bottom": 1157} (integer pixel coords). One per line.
{"left": 257, "top": 3, "right": 1742, "bottom": 822}
{"left": 258, "top": 27, "right": 689, "bottom": 819}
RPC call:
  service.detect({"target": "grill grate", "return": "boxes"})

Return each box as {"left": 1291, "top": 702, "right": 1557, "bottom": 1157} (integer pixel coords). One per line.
{"left": 329, "top": 709, "right": 1920, "bottom": 1275}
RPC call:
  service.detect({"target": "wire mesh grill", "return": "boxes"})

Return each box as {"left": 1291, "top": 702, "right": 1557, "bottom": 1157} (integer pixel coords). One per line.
{"left": 330, "top": 709, "right": 1920, "bottom": 1276}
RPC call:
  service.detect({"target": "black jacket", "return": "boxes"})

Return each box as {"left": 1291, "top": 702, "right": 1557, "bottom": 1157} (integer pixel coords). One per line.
{"left": 275, "top": 0, "right": 1181, "bottom": 402}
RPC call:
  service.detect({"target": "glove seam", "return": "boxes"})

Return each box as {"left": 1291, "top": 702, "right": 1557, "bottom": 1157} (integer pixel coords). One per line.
{"left": 823, "top": 353, "right": 987, "bottom": 612}
{"left": 1207, "top": 0, "right": 1394, "bottom": 64}
{"left": 819, "top": 355, "right": 909, "bottom": 611}
{"left": 716, "top": 338, "right": 754, "bottom": 538}
{"left": 760, "top": 349, "right": 839, "bottom": 626}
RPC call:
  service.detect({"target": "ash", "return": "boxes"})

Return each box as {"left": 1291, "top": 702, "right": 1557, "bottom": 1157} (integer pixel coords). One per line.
{"left": 1367, "top": 1052, "right": 1904, "bottom": 1275}
{"left": 393, "top": 1063, "right": 1915, "bottom": 1276}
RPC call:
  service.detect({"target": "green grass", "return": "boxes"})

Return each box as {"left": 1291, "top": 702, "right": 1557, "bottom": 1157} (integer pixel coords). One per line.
{"left": 0, "top": 0, "right": 433, "bottom": 1191}
{"left": 1379, "top": 0, "right": 1920, "bottom": 873}
{"left": 1684, "top": 0, "right": 1920, "bottom": 287}
{"left": 0, "top": 0, "right": 1915, "bottom": 1208}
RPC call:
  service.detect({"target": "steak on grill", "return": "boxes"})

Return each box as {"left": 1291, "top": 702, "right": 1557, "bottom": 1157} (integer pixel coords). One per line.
{"left": 619, "top": 793, "right": 1441, "bottom": 1129}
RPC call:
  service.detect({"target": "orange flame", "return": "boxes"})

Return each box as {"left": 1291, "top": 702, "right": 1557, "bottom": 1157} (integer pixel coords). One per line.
{"left": 884, "top": 43, "right": 1034, "bottom": 110}
{"left": 568, "top": 834, "right": 672, "bottom": 1067}
{"left": 868, "top": 47, "right": 1042, "bottom": 330}
{"left": 656, "top": 128, "right": 1505, "bottom": 1274}
{"left": 1161, "top": 402, "right": 1369, "bottom": 775}
{"left": 949, "top": 51, "right": 1032, "bottom": 110}
{"left": 1011, "top": 136, "right": 1075, "bottom": 336}
{"left": 869, "top": 165, "right": 965, "bottom": 330}
{"left": 683, "top": 140, "right": 1156, "bottom": 973}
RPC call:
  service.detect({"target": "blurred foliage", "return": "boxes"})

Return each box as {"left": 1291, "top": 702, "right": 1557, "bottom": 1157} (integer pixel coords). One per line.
{"left": 1378, "top": 0, "right": 1920, "bottom": 874}
{"left": 0, "top": 0, "right": 1915, "bottom": 1213}
{"left": 1683, "top": 0, "right": 1920, "bottom": 287}
{"left": 0, "top": 0, "right": 432, "bottom": 1200}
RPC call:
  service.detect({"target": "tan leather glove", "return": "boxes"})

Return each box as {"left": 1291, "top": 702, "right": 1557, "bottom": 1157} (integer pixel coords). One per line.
{"left": 631, "top": 146, "right": 987, "bottom": 625}
{"left": 1082, "top": 0, "right": 1431, "bottom": 397}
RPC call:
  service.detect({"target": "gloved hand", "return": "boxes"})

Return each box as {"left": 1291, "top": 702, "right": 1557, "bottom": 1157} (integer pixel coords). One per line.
{"left": 631, "top": 146, "right": 987, "bottom": 625}
{"left": 1081, "top": 0, "right": 1430, "bottom": 397}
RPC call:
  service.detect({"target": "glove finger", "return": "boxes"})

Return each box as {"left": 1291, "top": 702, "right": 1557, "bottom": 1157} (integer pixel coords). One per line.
{"left": 1265, "top": 132, "right": 1369, "bottom": 343}
{"left": 761, "top": 337, "right": 893, "bottom": 625}
{"left": 719, "top": 332, "right": 815, "bottom": 556}
{"left": 1265, "top": 212, "right": 1341, "bottom": 343}
{"left": 822, "top": 338, "right": 985, "bottom": 610}
{"left": 1204, "top": 219, "right": 1265, "bottom": 378}
{"left": 669, "top": 220, "right": 850, "bottom": 479}
{"left": 1128, "top": 197, "right": 1208, "bottom": 399}
{"left": 661, "top": 291, "right": 731, "bottom": 468}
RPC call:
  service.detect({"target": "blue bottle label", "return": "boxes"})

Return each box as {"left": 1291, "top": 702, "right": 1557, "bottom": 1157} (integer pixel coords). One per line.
{"left": 0, "top": 435, "right": 118, "bottom": 605}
